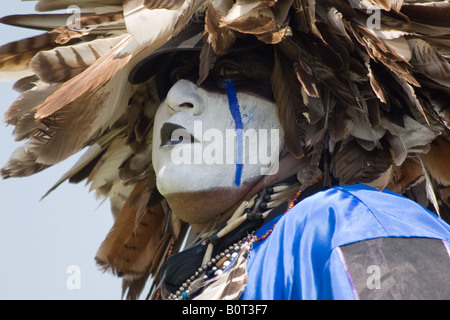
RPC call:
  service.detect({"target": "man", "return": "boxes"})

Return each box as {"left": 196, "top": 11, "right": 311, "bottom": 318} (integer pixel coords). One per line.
{"left": 126, "top": 20, "right": 450, "bottom": 300}
{"left": 2, "top": 1, "right": 450, "bottom": 300}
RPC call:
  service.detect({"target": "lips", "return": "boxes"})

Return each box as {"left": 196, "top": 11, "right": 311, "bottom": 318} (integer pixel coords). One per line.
{"left": 160, "top": 122, "right": 198, "bottom": 147}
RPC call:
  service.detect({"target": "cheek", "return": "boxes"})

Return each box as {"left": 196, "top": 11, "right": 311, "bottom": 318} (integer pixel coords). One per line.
{"left": 200, "top": 91, "right": 235, "bottom": 131}
{"left": 237, "top": 95, "right": 280, "bottom": 131}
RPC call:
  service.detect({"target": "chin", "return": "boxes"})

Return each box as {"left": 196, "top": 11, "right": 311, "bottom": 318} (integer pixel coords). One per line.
{"left": 162, "top": 187, "right": 246, "bottom": 226}
{"left": 155, "top": 162, "right": 262, "bottom": 196}
{"left": 157, "top": 174, "right": 261, "bottom": 227}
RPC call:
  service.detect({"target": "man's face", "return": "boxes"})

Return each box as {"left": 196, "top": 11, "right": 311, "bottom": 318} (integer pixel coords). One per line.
{"left": 152, "top": 49, "right": 284, "bottom": 197}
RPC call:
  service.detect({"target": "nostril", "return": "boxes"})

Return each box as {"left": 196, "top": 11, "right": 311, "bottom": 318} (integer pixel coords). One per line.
{"left": 164, "top": 80, "right": 204, "bottom": 114}
{"left": 180, "top": 102, "right": 194, "bottom": 109}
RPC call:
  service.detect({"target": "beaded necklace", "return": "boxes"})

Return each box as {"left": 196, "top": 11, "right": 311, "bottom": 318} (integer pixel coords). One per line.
{"left": 251, "top": 174, "right": 323, "bottom": 244}
{"left": 156, "top": 175, "right": 324, "bottom": 300}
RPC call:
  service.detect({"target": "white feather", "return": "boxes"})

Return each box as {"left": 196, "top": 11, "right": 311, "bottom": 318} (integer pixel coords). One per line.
{"left": 381, "top": 115, "right": 439, "bottom": 165}
{"left": 123, "top": 0, "right": 206, "bottom": 47}
{"left": 421, "top": 158, "right": 441, "bottom": 217}
{"left": 89, "top": 136, "right": 131, "bottom": 191}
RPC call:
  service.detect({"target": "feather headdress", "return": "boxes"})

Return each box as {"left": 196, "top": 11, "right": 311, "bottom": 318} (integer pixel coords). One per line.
{"left": 2, "top": 0, "right": 450, "bottom": 299}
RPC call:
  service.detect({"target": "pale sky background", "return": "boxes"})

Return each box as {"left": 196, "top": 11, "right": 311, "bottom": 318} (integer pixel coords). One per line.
{"left": 0, "top": 2, "right": 124, "bottom": 299}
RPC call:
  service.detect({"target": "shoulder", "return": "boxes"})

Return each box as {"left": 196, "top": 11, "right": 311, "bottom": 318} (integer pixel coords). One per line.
{"left": 278, "top": 184, "right": 450, "bottom": 247}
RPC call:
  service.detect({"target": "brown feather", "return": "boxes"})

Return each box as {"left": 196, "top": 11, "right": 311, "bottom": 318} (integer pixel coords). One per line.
{"left": 291, "top": 0, "right": 315, "bottom": 33}
{"left": 221, "top": 8, "right": 277, "bottom": 35}
{"left": 0, "top": 33, "right": 57, "bottom": 60}
{"left": 328, "top": 103, "right": 351, "bottom": 145}
{"left": 0, "top": 13, "right": 78, "bottom": 31}
{"left": 95, "top": 180, "right": 167, "bottom": 280}
{"left": 255, "top": 27, "right": 287, "bottom": 44}
{"left": 293, "top": 59, "right": 319, "bottom": 98}
{"left": 349, "top": 23, "right": 419, "bottom": 87}
{"left": 373, "top": 0, "right": 404, "bottom": 12}
{"left": 31, "top": 35, "right": 127, "bottom": 83}
{"left": 333, "top": 138, "right": 392, "bottom": 188}
{"left": 0, "top": 141, "right": 49, "bottom": 179}
{"left": 421, "top": 136, "right": 450, "bottom": 186}
{"left": 125, "top": 75, "right": 159, "bottom": 153}
{"left": 314, "top": 21, "right": 349, "bottom": 72}
{"left": 4, "top": 81, "right": 60, "bottom": 127}
{"left": 205, "top": 1, "right": 236, "bottom": 55}
{"left": 32, "top": 74, "right": 132, "bottom": 165}
{"left": 271, "top": 47, "right": 307, "bottom": 158}
{"left": 408, "top": 38, "right": 450, "bottom": 80}
{"left": 387, "top": 156, "right": 424, "bottom": 194}
{"left": 87, "top": 134, "right": 131, "bottom": 193}
{"left": 35, "top": 34, "right": 133, "bottom": 120}
{"left": 198, "top": 36, "right": 216, "bottom": 86}
{"left": 401, "top": 2, "right": 450, "bottom": 27}
{"left": 12, "top": 75, "right": 39, "bottom": 93}
{"left": 220, "top": 0, "right": 277, "bottom": 35}
{"left": 0, "top": 50, "right": 38, "bottom": 82}
{"left": 50, "top": 12, "right": 125, "bottom": 45}
{"left": 24, "top": 36, "right": 135, "bottom": 166}
{"left": 367, "top": 61, "right": 389, "bottom": 104}
{"left": 34, "top": 0, "right": 123, "bottom": 12}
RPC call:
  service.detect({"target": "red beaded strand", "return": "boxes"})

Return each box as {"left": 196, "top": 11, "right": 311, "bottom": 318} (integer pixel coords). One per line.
{"left": 252, "top": 175, "right": 323, "bottom": 244}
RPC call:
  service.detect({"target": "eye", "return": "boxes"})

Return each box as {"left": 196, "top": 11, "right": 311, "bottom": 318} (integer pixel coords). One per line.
{"left": 214, "top": 61, "right": 243, "bottom": 78}
{"left": 217, "top": 66, "right": 241, "bottom": 77}
{"left": 170, "top": 65, "right": 192, "bottom": 83}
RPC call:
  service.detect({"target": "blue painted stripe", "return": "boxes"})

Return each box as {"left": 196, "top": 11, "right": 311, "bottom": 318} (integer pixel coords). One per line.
{"left": 225, "top": 80, "right": 243, "bottom": 186}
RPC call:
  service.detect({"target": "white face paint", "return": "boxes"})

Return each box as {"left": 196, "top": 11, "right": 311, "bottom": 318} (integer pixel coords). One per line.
{"left": 152, "top": 79, "right": 284, "bottom": 197}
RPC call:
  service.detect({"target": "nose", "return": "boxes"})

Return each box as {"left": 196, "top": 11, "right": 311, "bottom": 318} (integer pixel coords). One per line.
{"left": 164, "top": 79, "right": 204, "bottom": 115}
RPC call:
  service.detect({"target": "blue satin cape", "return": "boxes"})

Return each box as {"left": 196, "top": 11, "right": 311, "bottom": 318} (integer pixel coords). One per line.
{"left": 239, "top": 184, "right": 450, "bottom": 300}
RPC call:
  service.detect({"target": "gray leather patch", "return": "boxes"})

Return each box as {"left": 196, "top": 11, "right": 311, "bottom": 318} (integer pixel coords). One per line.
{"left": 339, "top": 237, "right": 450, "bottom": 299}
